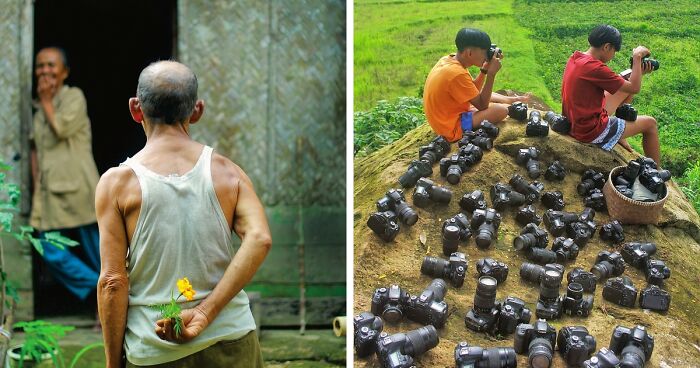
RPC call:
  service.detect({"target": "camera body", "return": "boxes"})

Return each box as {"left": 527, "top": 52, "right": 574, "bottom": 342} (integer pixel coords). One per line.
{"left": 544, "top": 111, "right": 571, "bottom": 134}
{"left": 377, "top": 189, "right": 418, "bottom": 226}
{"left": 508, "top": 101, "right": 527, "bottom": 121}
{"left": 514, "top": 223, "right": 548, "bottom": 251}
{"left": 421, "top": 252, "right": 468, "bottom": 288}
{"left": 543, "top": 209, "right": 579, "bottom": 237}
{"left": 615, "top": 184, "right": 635, "bottom": 198}
{"left": 562, "top": 282, "right": 594, "bottom": 317}
{"left": 404, "top": 279, "right": 449, "bottom": 328}
{"left": 567, "top": 267, "right": 597, "bottom": 293}
{"left": 353, "top": 312, "right": 384, "bottom": 357}
{"left": 459, "top": 190, "right": 487, "bottom": 214}
{"left": 557, "top": 326, "right": 596, "bottom": 366}
{"left": 526, "top": 110, "right": 549, "bottom": 137}
{"left": 442, "top": 213, "right": 471, "bottom": 255}
{"left": 413, "top": 177, "right": 452, "bottom": 208}
{"left": 371, "top": 285, "right": 409, "bottom": 323}
{"left": 440, "top": 154, "right": 468, "bottom": 185}
{"left": 490, "top": 183, "right": 527, "bottom": 210}
{"left": 615, "top": 103, "right": 638, "bottom": 121}
{"left": 471, "top": 208, "right": 502, "bottom": 249}
{"left": 520, "top": 262, "right": 564, "bottom": 284}
{"left": 476, "top": 258, "right": 509, "bottom": 284}
{"left": 459, "top": 130, "right": 493, "bottom": 151}
{"left": 509, "top": 174, "right": 544, "bottom": 203}
{"left": 544, "top": 160, "right": 567, "bottom": 181}
{"left": 418, "top": 136, "right": 450, "bottom": 165}
{"left": 487, "top": 43, "right": 503, "bottom": 60}
{"left": 536, "top": 269, "right": 563, "bottom": 319}
{"left": 541, "top": 191, "right": 565, "bottom": 210}
{"left": 600, "top": 220, "right": 625, "bottom": 243}
{"left": 514, "top": 319, "right": 557, "bottom": 368}
{"left": 552, "top": 237, "right": 580, "bottom": 262}
{"left": 620, "top": 242, "right": 657, "bottom": 268}
{"left": 644, "top": 258, "right": 670, "bottom": 285}
{"left": 516, "top": 147, "right": 542, "bottom": 179}
{"left": 367, "top": 211, "right": 400, "bottom": 242}
{"left": 639, "top": 284, "right": 670, "bottom": 311}
{"left": 479, "top": 120, "right": 500, "bottom": 138}
{"left": 496, "top": 296, "right": 532, "bottom": 336}
{"left": 629, "top": 56, "right": 660, "bottom": 70}
{"left": 376, "top": 326, "right": 440, "bottom": 368}
{"left": 465, "top": 276, "right": 501, "bottom": 332}
{"left": 578, "top": 169, "right": 606, "bottom": 196}
{"left": 608, "top": 325, "right": 655, "bottom": 367}
{"left": 459, "top": 143, "right": 484, "bottom": 167}
{"left": 639, "top": 167, "right": 671, "bottom": 194}
{"left": 591, "top": 251, "right": 626, "bottom": 280}
{"left": 398, "top": 159, "right": 433, "bottom": 188}
{"left": 516, "top": 204, "right": 541, "bottom": 226}
{"left": 603, "top": 276, "right": 638, "bottom": 307}
{"left": 527, "top": 248, "right": 558, "bottom": 265}
{"left": 584, "top": 188, "right": 606, "bottom": 211}
{"left": 454, "top": 342, "right": 517, "bottom": 368}
{"left": 582, "top": 347, "right": 620, "bottom": 368}
{"left": 567, "top": 220, "right": 596, "bottom": 247}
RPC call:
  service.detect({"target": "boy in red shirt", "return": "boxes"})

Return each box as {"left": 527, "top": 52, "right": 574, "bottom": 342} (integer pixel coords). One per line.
{"left": 423, "top": 28, "right": 530, "bottom": 142}
{"left": 561, "top": 24, "right": 659, "bottom": 165}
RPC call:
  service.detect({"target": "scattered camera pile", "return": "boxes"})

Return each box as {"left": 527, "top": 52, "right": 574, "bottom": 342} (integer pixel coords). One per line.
{"left": 358, "top": 103, "right": 674, "bottom": 368}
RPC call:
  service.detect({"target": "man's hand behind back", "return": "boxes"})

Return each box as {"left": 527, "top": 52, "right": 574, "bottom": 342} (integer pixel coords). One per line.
{"left": 155, "top": 306, "right": 210, "bottom": 343}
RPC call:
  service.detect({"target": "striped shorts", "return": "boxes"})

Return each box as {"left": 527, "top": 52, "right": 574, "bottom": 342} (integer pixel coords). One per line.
{"left": 591, "top": 116, "right": 626, "bottom": 151}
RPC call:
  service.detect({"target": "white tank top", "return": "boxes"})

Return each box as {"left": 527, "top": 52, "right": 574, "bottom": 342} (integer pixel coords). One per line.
{"left": 121, "top": 146, "right": 255, "bottom": 365}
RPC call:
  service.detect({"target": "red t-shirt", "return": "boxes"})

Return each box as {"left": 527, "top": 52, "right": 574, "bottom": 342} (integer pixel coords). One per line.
{"left": 561, "top": 51, "right": 625, "bottom": 142}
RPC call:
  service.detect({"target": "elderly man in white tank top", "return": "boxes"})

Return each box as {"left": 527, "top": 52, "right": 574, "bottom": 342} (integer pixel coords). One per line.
{"left": 95, "top": 60, "right": 272, "bottom": 368}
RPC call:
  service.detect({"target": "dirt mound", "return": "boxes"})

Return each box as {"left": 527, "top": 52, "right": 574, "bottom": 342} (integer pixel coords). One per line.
{"left": 353, "top": 113, "right": 700, "bottom": 367}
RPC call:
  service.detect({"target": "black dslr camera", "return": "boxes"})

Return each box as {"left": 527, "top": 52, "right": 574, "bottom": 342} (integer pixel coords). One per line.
{"left": 353, "top": 312, "right": 383, "bottom": 357}
{"left": 371, "top": 285, "right": 409, "bottom": 323}
{"left": 376, "top": 325, "right": 439, "bottom": 368}
{"left": 421, "top": 252, "right": 467, "bottom": 288}
{"left": 577, "top": 169, "right": 606, "bottom": 196}
{"left": 544, "top": 111, "right": 571, "bottom": 134}
{"left": 418, "top": 136, "right": 451, "bottom": 165}
{"left": 562, "top": 282, "right": 594, "bottom": 317}
{"left": 487, "top": 43, "right": 502, "bottom": 60}
{"left": 566, "top": 220, "right": 595, "bottom": 247}
{"left": 536, "top": 269, "right": 563, "bottom": 319}
{"left": 516, "top": 204, "right": 542, "bottom": 226}
{"left": 476, "top": 258, "right": 509, "bottom": 284}
{"left": 460, "top": 142, "right": 484, "bottom": 165}
{"left": 644, "top": 258, "right": 671, "bottom": 285}
{"left": 471, "top": 208, "right": 502, "bottom": 249}
{"left": 465, "top": 276, "right": 500, "bottom": 332}
{"left": 413, "top": 177, "right": 452, "bottom": 208}
{"left": 454, "top": 342, "right": 517, "bottom": 368}
{"left": 367, "top": 211, "right": 400, "bottom": 242}
{"left": 557, "top": 326, "right": 597, "bottom": 367}
{"left": 584, "top": 188, "right": 606, "bottom": 211}
{"left": 527, "top": 247, "right": 558, "bottom": 265}
{"left": 404, "top": 279, "right": 449, "bottom": 328}
{"left": 603, "top": 276, "right": 638, "bottom": 307}
{"left": 440, "top": 154, "right": 468, "bottom": 185}
{"left": 442, "top": 213, "right": 471, "bottom": 255}
{"left": 608, "top": 325, "right": 655, "bottom": 368}
{"left": 543, "top": 209, "right": 579, "bottom": 236}
{"left": 526, "top": 110, "right": 549, "bottom": 137}
{"left": 516, "top": 147, "right": 542, "bottom": 179}
{"left": 509, "top": 173, "right": 544, "bottom": 203}
{"left": 615, "top": 103, "right": 638, "bottom": 121}
{"left": 398, "top": 159, "right": 433, "bottom": 188}
{"left": 621, "top": 241, "right": 657, "bottom": 268}
{"left": 541, "top": 191, "right": 565, "bottom": 210}
{"left": 599, "top": 220, "right": 624, "bottom": 243}
{"left": 544, "top": 160, "right": 566, "bottom": 181}
{"left": 520, "top": 263, "right": 564, "bottom": 285}
{"left": 490, "top": 183, "right": 527, "bottom": 210}
{"left": 376, "top": 189, "right": 418, "bottom": 226}
{"left": 583, "top": 348, "right": 620, "bottom": 368}
{"left": 639, "top": 284, "right": 670, "bottom": 312}
{"left": 591, "top": 251, "right": 626, "bottom": 281}
{"left": 513, "top": 223, "right": 548, "bottom": 251}
{"left": 514, "top": 319, "right": 557, "bottom": 368}
{"left": 552, "top": 237, "right": 579, "bottom": 262}
{"left": 567, "top": 267, "right": 597, "bottom": 293}
{"left": 459, "top": 130, "right": 493, "bottom": 151}
{"left": 459, "top": 190, "right": 487, "bottom": 214}
{"left": 615, "top": 184, "right": 635, "bottom": 198}
{"left": 508, "top": 101, "right": 528, "bottom": 121}
{"left": 478, "top": 120, "right": 500, "bottom": 138}
{"left": 639, "top": 166, "right": 671, "bottom": 194}
{"left": 496, "top": 296, "right": 532, "bottom": 336}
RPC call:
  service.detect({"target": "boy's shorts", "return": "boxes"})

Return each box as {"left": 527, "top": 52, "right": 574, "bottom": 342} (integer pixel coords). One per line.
{"left": 460, "top": 111, "right": 474, "bottom": 132}
{"left": 591, "top": 116, "right": 626, "bottom": 151}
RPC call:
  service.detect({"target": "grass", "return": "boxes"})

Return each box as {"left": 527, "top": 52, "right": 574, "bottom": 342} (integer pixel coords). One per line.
{"left": 354, "top": 0, "right": 700, "bottom": 212}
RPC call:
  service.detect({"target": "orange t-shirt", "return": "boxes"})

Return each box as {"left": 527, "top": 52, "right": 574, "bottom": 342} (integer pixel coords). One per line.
{"left": 423, "top": 54, "right": 480, "bottom": 142}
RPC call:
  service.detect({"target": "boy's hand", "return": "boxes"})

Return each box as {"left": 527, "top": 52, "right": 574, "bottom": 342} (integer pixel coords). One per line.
{"left": 632, "top": 46, "right": 650, "bottom": 60}
{"left": 485, "top": 55, "right": 502, "bottom": 75}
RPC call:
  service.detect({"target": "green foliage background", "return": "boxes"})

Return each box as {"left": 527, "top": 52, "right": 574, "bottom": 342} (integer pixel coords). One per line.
{"left": 354, "top": 0, "right": 700, "bottom": 213}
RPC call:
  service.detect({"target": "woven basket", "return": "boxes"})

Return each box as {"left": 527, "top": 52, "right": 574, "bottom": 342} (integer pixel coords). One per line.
{"left": 603, "top": 166, "right": 668, "bottom": 224}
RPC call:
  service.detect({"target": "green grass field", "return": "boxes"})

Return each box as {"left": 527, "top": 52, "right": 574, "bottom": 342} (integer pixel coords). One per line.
{"left": 354, "top": 0, "right": 700, "bottom": 211}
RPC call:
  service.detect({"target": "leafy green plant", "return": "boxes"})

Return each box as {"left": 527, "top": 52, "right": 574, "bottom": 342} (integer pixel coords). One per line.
{"left": 354, "top": 97, "right": 426, "bottom": 156}
{"left": 679, "top": 161, "right": 700, "bottom": 215}
{"left": 11, "top": 320, "right": 103, "bottom": 368}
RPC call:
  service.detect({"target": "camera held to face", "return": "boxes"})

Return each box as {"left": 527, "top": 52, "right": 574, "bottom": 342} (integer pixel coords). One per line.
{"left": 442, "top": 213, "right": 472, "bottom": 255}
{"left": 412, "top": 177, "right": 452, "bottom": 208}
{"left": 471, "top": 208, "right": 502, "bottom": 249}
{"left": 557, "top": 326, "right": 597, "bottom": 367}
{"left": 514, "top": 223, "right": 548, "bottom": 251}
{"left": 490, "top": 183, "right": 527, "bottom": 211}
{"left": 526, "top": 110, "right": 550, "bottom": 137}
{"left": 508, "top": 102, "right": 528, "bottom": 121}
{"left": 562, "top": 282, "right": 594, "bottom": 317}
{"left": 454, "top": 342, "right": 517, "bottom": 368}
{"left": 421, "top": 252, "right": 467, "bottom": 288}
{"left": 639, "top": 284, "right": 671, "bottom": 312}
{"left": 353, "top": 312, "right": 384, "bottom": 357}
{"left": 398, "top": 159, "right": 433, "bottom": 188}
{"left": 514, "top": 319, "right": 557, "bottom": 368}
{"left": 367, "top": 210, "right": 400, "bottom": 242}
{"left": 608, "top": 325, "right": 655, "bottom": 368}
{"left": 459, "top": 190, "right": 487, "bottom": 214}
{"left": 418, "top": 136, "right": 451, "bottom": 166}
{"left": 376, "top": 325, "right": 440, "bottom": 368}
{"left": 516, "top": 204, "right": 541, "bottom": 226}
{"left": 476, "top": 258, "right": 509, "bottom": 284}
{"left": 567, "top": 267, "right": 597, "bottom": 293}
{"left": 516, "top": 147, "right": 542, "bottom": 179}
{"left": 591, "top": 251, "right": 626, "bottom": 281}
{"left": 536, "top": 269, "right": 563, "bottom": 320}
{"left": 487, "top": 43, "right": 503, "bottom": 60}
{"left": 602, "top": 276, "right": 638, "bottom": 308}
{"left": 544, "top": 111, "right": 571, "bottom": 135}
{"left": 599, "top": 220, "right": 625, "bottom": 243}
{"left": 376, "top": 189, "right": 418, "bottom": 226}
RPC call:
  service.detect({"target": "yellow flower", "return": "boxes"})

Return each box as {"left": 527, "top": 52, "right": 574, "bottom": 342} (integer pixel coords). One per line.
{"left": 183, "top": 289, "right": 196, "bottom": 301}
{"left": 177, "top": 277, "right": 192, "bottom": 294}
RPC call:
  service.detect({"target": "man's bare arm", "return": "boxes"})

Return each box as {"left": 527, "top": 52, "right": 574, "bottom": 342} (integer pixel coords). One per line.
{"left": 96, "top": 168, "right": 130, "bottom": 368}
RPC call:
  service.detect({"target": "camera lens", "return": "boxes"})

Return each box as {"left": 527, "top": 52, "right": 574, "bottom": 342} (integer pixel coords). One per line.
{"left": 431, "top": 186, "right": 453, "bottom": 203}
{"left": 395, "top": 202, "right": 418, "bottom": 226}
{"left": 382, "top": 304, "right": 402, "bottom": 323}
{"left": 403, "top": 325, "right": 439, "bottom": 356}
{"left": 591, "top": 261, "right": 611, "bottom": 280}
{"left": 520, "top": 262, "right": 545, "bottom": 283}
{"left": 514, "top": 233, "right": 537, "bottom": 251}
{"left": 567, "top": 282, "right": 584, "bottom": 299}
{"left": 540, "top": 269, "right": 562, "bottom": 301}
{"left": 529, "top": 337, "right": 553, "bottom": 368}
{"left": 442, "top": 225, "right": 461, "bottom": 255}
{"left": 475, "top": 225, "right": 494, "bottom": 249}
{"left": 474, "top": 276, "right": 498, "bottom": 311}
{"left": 482, "top": 347, "right": 517, "bottom": 367}
{"left": 421, "top": 256, "right": 447, "bottom": 278}
{"left": 526, "top": 159, "right": 541, "bottom": 179}
{"left": 420, "top": 150, "right": 437, "bottom": 166}
{"left": 619, "top": 344, "right": 646, "bottom": 368}
{"left": 398, "top": 166, "right": 421, "bottom": 188}
{"left": 447, "top": 164, "right": 463, "bottom": 184}
{"left": 528, "top": 248, "right": 557, "bottom": 264}
{"left": 412, "top": 187, "right": 430, "bottom": 208}
{"left": 426, "top": 278, "right": 448, "bottom": 301}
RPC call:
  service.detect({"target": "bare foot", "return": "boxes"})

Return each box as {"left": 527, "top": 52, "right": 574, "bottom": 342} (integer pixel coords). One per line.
{"left": 511, "top": 92, "right": 532, "bottom": 104}
{"left": 618, "top": 138, "right": 634, "bottom": 153}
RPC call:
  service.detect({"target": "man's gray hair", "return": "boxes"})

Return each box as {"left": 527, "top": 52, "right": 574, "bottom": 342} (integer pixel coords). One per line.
{"left": 136, "top": 61, "right": 198, "bottom": 125}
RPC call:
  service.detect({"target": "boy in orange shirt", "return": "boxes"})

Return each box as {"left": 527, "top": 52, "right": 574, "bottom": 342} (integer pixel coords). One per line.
{"left": 424, "top": 28, "right": 530, "bottom": 142}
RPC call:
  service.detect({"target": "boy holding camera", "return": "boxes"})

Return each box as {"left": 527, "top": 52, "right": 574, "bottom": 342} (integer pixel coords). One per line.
{"left": 423, "top": 28, "right": 530, "bottom": 142}
{"left": 561, "top": 24, "right": 659, "bottom": 165}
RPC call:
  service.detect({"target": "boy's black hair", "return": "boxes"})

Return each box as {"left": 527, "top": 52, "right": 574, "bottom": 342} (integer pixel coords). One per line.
{"left": 455, "top": 28, "right": 491, "bottom": 52}
{"left": 588, "top": 25, "right": 621, "bottom": 51}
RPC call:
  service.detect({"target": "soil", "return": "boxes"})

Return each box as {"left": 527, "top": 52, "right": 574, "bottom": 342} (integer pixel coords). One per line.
{"left": 353, "top": 107, "right": 700, "bottom": 367}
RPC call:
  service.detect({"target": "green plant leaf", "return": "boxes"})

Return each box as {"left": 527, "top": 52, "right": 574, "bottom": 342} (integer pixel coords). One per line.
{"left": 43, "top": 232, "right": 79, "bottom": 247}
{"left": 29, "top": 237, "right": 45, "bottom": 256}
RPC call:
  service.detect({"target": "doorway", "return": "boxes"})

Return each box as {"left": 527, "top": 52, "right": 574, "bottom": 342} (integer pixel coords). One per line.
{"left": 32, "top": 0, "right": 176, "bottom": 316}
